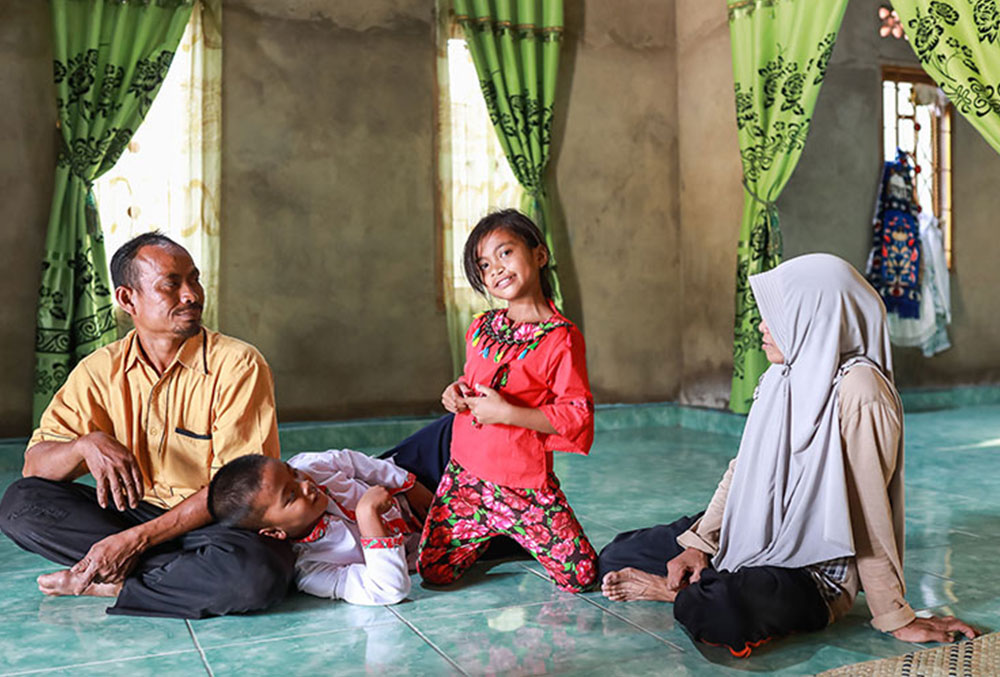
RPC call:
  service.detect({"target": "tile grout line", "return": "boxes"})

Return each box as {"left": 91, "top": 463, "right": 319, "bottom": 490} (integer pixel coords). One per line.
{"left": 181, "top": 620, "right": 400, "bottom": 653}
{"left": 569, "top": 509, "right": 626, "bottom": 532}
{"left": 386, "top": 605, "right": 469, "bottom": 676}
{"left": 185, "top": 619, "right": 216, "bottom": 677}
{"left": 515, "top": 562, "right": 687, "bottom": 653}
{"left": 2, "top": 649, "right": 201, "bottom": 676}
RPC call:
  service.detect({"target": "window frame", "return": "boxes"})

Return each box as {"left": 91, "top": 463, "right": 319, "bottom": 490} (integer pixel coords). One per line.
{"left": 880, "top": 64, "right": 954, "bottom": 268}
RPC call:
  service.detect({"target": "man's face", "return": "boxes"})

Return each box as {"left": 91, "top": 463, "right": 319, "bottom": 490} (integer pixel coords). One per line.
{"left": 123, "top": 245, "right": 204, "bottom": 339}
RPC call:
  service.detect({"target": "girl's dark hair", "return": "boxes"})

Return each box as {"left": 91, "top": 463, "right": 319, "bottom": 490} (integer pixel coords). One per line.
{"left": 207, "top": 454, "right": 275, "bottom": 529}
{"left": 462, "top": 209, "right": 553, "bottom": 299}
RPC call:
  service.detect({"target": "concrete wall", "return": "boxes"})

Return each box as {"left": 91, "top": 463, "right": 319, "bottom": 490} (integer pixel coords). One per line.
{"left": 554, "top": 1, "right": 682, "bottom": 404}
{"left": 220, "top": 1, "right": 451, "bottom": 422}
{"left": 0, "top": 1, "right": 54, "bottom": 437}
{"left": 781, "top": 0, "right": 1000, "bottom": 387}
{"left": 675, "top": 0, "right": 742, "bottom": 408}
{"left": 222, "top": 0, "right": 684, "bottom": 420}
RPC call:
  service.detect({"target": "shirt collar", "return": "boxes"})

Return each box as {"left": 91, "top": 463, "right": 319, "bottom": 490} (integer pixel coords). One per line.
{"left": 123, "top": 328, "right": 209, "bottom": 376}
{"left": 175, "top": 328, "right": 209, "bottom": 375}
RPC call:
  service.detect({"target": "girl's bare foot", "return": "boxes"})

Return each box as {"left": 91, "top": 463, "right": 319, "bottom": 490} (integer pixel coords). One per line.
{"left": 37, "top": 570, "right": 122, "bottom": 598}
{"left": 601, "top": 567, "right": 675, "bottom": 602}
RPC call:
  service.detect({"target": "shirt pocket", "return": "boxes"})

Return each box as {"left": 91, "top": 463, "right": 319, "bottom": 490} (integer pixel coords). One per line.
{"left": 174, "top": 426, "right": 211, "bottom": 441}
{"left": 166, "top": 426, "right": 214, "bottom": 484}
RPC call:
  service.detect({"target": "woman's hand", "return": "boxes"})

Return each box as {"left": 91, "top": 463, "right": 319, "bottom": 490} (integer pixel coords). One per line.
{"left": 665, "top": 547, "right": 709, "bottom": 598}
{"left": 891, "top": 615, "right": 978, "bottom": 643}
{"left": 465, "top": 384, "right": 513, "bottom": 426}
{"left": 441, "top": 380, "right": 473, "bottom": 414}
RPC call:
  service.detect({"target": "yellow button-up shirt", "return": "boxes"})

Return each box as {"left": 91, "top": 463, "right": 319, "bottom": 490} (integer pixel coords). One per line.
{"left": 30, "top": 328, "right": 280, "bottom": 510}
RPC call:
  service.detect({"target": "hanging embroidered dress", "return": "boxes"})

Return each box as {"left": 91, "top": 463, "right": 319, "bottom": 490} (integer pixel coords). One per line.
{"left": 867, "top": 149, "right": 922, "bottom": 319}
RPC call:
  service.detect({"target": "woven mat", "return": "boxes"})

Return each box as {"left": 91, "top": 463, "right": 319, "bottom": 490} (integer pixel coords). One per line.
{"left": 817, "top": 632, "right": 1000, "bottom": 677}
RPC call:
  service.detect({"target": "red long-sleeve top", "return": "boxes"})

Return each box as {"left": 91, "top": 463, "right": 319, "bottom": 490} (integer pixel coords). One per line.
{"left": 451, "top": 306, "right": 595, "bottom": 489}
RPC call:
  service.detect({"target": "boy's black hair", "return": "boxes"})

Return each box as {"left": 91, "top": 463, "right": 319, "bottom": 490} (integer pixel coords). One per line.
{"left": 207, "top": 454, "right": 274, "bottom": 529}
{"left": 462, "top": 209, "right": 553, "bottom": 299}
{"left": 110, "top": 231, "right": 184, "bottom": 289}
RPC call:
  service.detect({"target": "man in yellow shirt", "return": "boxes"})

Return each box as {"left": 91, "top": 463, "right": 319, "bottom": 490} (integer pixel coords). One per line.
{"left": 0, "top": 233, "right": 295, "bottom": 618}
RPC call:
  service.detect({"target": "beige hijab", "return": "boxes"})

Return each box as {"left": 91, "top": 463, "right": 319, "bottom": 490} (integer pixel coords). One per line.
{"left": 714, "top": 254, "right": 896, "bottom": 572}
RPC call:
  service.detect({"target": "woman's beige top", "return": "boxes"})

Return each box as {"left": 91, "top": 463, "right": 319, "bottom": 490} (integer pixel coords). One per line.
{"left": 676, "top": 365, "right": 914, "bottom": 633}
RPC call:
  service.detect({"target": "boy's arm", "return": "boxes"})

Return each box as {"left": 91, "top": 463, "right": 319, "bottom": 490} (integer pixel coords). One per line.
{"left": 300, "top": 449, "right": 416, "bottom": 493}
{"left": 298, "top": 488, "right": 410, "bottom": 605}
{"left": 297, "top": 552, "right": 411, "bottom": 606}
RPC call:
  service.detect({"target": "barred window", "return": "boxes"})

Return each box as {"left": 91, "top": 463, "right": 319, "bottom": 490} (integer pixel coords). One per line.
{"left": 881, "top": 66, "right": 953, "bottom": 267}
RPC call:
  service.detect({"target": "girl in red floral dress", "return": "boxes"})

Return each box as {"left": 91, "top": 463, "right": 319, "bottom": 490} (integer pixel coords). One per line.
{"left": 417, "top": 209, "right": 597, "bottom": 592}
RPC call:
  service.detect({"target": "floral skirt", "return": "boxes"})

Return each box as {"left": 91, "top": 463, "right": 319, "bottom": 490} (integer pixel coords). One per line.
{"left": 417, "top": 461, "right": 597, "bottom": 592}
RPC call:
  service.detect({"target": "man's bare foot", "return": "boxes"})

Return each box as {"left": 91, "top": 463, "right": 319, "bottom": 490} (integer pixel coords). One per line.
{"left": 37, "top": 570, "right": 121, "bottom": 598}
{"left": 601, "top": 567, "right": 675, "bottom": 602}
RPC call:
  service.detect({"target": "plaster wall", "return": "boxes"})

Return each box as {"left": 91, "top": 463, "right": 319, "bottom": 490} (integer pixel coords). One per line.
{"left": 2, "top": 0, "right": 1000, "bottom": 437}
{"left": 0, "top": 1, "right": 55, "bottom": 437}
{"left": 220, "top": 0, "right": 451, "bottom": 422}
{"left": 675, "top": 0, "right": 742, "bottom": 408}
{"left": 554, "top": 1, "right": 682, "bottom": 404}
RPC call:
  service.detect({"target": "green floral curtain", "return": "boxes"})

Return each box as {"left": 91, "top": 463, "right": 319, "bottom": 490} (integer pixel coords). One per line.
{"left": 452, "top": 0, "right": 564, "bottom": 307}
{"left": 34, "top": 0, "right": 193, "bottom": 424}
{"left": 893, "top": 0, "right": 1000, "bottom": 154}
{"left": 727, "top": 0, "right": 848, "bottom": 413}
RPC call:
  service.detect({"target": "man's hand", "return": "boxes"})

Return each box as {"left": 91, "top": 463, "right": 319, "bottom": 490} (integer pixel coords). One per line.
{"left": 403, "top": 481, "right": 434, "bottom": 524}
{"left": 441, "top": 380, "right": 473, "bottom": 414}
{"left": 665, "top": 547, "right": 710, "bottom": 597}
{"left": 358, "top": 486, "right": 394, "bottom": 516}
{"left": 891, "top": 615, "right": 979, "bottom": 643}
{"left": 77, "top": 432, "right": 144, "bottom": 510}
{"left": 465, "top": 384, "right": 513, "bottom": 426}
{"left": 69, "top": 529, "right": 147, "bottom": 592}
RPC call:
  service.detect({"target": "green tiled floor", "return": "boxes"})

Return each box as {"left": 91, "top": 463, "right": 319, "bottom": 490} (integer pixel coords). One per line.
{"left": 1, "top": 404, "right": 999, "bottom": 675}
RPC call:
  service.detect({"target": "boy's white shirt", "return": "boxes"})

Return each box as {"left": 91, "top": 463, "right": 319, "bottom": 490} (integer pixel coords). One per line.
{"left": 287, "top": 449, "right": 421, "bottom": 606}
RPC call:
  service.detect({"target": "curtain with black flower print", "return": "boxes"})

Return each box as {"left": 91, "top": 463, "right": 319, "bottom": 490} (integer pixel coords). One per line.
{"left": 727, "top": 0, "right": 849, "bottom": 413}
{"left": 452, "top": 0, "right": 565, "bottom": 308}
{"left": 893, "top": 0, "right": 1000, "bottom": 154}
{"left": 33, "top": 0, "right": 193, "bottom": 424}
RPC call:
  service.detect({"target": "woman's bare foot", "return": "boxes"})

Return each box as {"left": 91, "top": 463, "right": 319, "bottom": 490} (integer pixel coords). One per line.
{"left": 601, "top": 567, "right": 675, "bottom": 602}
{"left": 37, "top": 570, "right": 122, "bottom": 598}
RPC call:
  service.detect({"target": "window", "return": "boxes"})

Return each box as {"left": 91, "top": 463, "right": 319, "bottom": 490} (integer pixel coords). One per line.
{"left": 881, "top": 66, "right": 953, "bottom": 267}
{"left": 436, "top": 11, "right": 523, "bottom": 372}
{"left": 94, "top": 2, "right": 221, "bottom": 326}
{"left": 440, "top": 35, "right": 523, "bottom": 293}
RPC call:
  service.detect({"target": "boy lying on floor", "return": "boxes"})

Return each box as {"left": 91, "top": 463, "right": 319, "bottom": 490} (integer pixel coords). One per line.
{"left": 208, "top": 450, "right": 434, "bottom": 605}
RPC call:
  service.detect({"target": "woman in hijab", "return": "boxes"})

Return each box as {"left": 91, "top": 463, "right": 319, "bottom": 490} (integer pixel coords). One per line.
{"left": 598, "top": 254, "right": 976, "bottom": 657}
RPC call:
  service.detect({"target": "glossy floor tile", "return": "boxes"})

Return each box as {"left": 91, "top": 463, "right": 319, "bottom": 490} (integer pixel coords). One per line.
{"left": 1, "top": 404, "right": 999, "bottom": 675}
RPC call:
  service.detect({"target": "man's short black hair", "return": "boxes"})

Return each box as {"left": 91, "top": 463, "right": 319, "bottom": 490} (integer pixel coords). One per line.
{"left": 207, "top": 455, "right": 274, "bottom": 529}
{"left": 110, "top": 231, "right": 185, "bottom": 290}
{"left": 462, "top": 209, "right": 553, "bottom": 299}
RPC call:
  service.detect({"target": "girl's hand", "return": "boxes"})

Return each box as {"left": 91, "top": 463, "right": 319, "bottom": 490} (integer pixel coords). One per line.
{"left": 441, "top": 380, "right": 473, "bottom": 414}
{"left": 466, "top": 384, "right": 512, "bottom": 426}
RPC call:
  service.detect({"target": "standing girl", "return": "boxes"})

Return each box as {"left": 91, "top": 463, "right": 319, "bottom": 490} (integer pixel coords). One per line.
{"left": 417, "top": 209, "right": 597, "bottom": 592}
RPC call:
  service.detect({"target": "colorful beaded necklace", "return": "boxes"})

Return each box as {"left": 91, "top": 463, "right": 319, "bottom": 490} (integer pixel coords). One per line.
{"left": 470, "top": 308, "right": 571, "bottom": 364}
